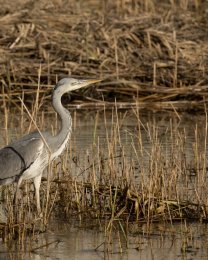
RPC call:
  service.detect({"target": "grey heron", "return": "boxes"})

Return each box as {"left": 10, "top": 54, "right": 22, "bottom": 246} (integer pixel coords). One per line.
{"left": 0, "top": 78, "right": 101, "bottom": 213}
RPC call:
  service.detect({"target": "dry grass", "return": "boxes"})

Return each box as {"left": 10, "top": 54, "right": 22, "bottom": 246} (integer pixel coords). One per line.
{"left": 1, "top": 103, "right": 207, "bottom": 243}
{"left": 52, "top": 107, "right": 208, "bottom": 224}
{"left": 0, "top": 0, "right": 208, "bottom": 110}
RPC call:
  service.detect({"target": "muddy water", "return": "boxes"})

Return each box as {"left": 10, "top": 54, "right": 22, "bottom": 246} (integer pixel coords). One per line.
{"left": 0, "top": 109, "right": 208, "bottom": 259}
{"left": 1, "top": 220, "right": 207, "bottom": 259}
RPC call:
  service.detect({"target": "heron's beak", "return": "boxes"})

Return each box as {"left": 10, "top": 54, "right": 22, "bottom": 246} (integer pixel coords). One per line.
{"left": 83, "top": 79, "right": 102, "bottom": 85}
{"left": 74, "top": 78, "right": 102, "bottom": 91}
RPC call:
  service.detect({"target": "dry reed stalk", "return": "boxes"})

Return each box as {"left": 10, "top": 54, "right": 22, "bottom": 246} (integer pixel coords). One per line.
{"left": 1, "top": 86, "right": 10, "bottom": 146}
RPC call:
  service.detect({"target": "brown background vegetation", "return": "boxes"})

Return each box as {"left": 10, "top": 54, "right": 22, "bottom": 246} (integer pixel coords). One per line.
{"left": 0, "top": 0, "right": 208, "bottom": 109}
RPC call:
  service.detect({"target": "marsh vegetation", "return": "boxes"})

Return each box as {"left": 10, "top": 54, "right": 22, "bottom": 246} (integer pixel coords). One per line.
{"left": 0, "top": 0, "right": 208, "bottom": 259}
{"left": 0, "top": 106, "right": 208, "bottom": 258}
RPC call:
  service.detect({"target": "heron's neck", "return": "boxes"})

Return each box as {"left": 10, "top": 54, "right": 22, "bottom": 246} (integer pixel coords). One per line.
{"left": 51, "top": 91, "right": 72, "bottom": 158}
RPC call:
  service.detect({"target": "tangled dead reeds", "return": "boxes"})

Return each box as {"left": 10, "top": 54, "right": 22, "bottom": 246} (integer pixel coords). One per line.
{"left": 0, "top": 0, "right": 208, "bottom": 110}
{"left": 53, "top": 179, "right": 203, "bottom": 222}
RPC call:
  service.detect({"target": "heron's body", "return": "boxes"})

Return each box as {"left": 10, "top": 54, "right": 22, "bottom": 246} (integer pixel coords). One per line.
{"left": 0, "top": 78, "right": 100, "bottom": 213}
{"left": 0, "top": 134, "right": 46, "bottom": 185}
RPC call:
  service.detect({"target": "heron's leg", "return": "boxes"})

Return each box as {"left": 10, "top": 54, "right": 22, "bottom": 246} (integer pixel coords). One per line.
{"left": 14, "top": 175, "right": 23, "bottom": 206}
{"left": 33, "top": 173, "right": 42, "bottom": 214}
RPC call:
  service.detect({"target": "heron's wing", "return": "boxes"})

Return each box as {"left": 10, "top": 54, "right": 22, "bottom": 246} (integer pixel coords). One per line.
{"left": 0, "top": 137, "right": 44, "bottom": 184}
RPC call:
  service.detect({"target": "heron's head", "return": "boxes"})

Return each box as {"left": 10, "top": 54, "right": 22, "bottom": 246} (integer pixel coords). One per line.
{"left": 54, "top": 78, "right": 101, "bottom": 94}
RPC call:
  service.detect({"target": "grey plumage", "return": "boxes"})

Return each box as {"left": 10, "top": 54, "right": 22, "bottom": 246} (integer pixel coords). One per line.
{"left": 0, "top": 78, "right": 101, "bottom": 213}
{"left": 0, "top": 137, "right": 43, "bottom": 184}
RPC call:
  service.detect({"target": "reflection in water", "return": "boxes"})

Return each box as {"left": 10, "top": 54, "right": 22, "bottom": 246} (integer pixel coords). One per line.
{"left": 0, "top": 109, "right": 208, "bottom": 259}
{"left": 0, "top": 220, "right": 208, "bottom": 260}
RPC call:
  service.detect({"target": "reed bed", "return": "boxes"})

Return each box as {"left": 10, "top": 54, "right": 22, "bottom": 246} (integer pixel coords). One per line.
{"left": 52, "top": 108, "right": 208, "bottom": 224}
{"left": 0, "top": 101, "right": 207, "bottom": 246}
{"left": 0, "top": 0, "right": 208, "bottom": 110}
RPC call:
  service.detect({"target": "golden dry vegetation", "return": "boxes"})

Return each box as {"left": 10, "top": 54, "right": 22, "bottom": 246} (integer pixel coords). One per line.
{"left": 0, "top": 0, "right": 208, "bottom": 110}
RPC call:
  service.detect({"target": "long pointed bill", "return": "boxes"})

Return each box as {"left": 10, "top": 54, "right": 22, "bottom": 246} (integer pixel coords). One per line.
{"left": 73, "top": 79, "right": 102, "bottom": 91}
